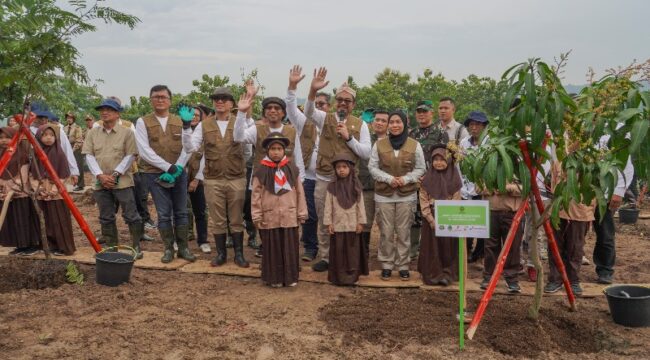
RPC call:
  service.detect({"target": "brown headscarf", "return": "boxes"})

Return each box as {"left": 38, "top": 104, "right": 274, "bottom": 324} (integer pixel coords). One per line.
{"left": 253, "top": 138, "right": 298, "bottom": 196}
{"left": 30, "top": 124, "right": 70, "bottom": 180}
{"left": 0, "top": 127, "right": 28, "bottom": 180}
{"left": 420, "top": 146, "right": 462, "bottom": 200}
{"left": 327, "top": 154, "right": 362, "bottom": 209}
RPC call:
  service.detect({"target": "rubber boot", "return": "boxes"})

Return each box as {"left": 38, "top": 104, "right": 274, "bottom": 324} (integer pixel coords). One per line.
{"left": 211, "top": 234, "right": 227, "bottom": 267}
{"left": 101, "top": 223, "right": 119, "bottom": 251}
{"left": 175, "top": 224, "right": 197, "bottom": 262}
{"left": 232, "top": 232, "right": 250, "bottom": 268}
{"left": 128, "top": 222, "right": 144, "bottom": 260}
{"left": 362, "top": 232, "right": 371, "bottom": 263}
{"left": 159, "top": 227, "right": 175, "bottom": 263}
{"left": 246, "top": 221, "right": 259, "bottom": 249}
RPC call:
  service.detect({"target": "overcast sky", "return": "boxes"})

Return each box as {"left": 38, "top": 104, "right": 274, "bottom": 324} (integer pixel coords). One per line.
{"left": 72, "top": 0, "right": 650, "bottom": 104}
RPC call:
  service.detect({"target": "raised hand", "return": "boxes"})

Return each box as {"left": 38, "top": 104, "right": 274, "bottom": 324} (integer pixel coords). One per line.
{"left": 178, "top": 103, "right": 194, "bottom": 123}
{"left": 237, "top": 92, "right": 254, "bottom": 113}
{"left": 288, "top": 65, "right": 306, "bottom": 90}
{"left": 310, "top": 67, "right": 329, "bottom": 92}
{"left": 245, "top": 78, "right": 259, "bottom": 98}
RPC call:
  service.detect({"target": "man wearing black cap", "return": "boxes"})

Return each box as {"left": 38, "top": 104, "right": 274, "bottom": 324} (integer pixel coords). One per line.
{"left": 64, "top": 112, "right": 85, "bottom": 191}
{"left": 83, "top": 99, "right": 143, "bottom": 258}
{"left": 182, "top": 86, "right": 251, "bottom": 268}
{"left": 135, "top": 85, "right": 195, "bottom": 263}
{"left": 30, "top": 109, "right": 80, "bottom": 185}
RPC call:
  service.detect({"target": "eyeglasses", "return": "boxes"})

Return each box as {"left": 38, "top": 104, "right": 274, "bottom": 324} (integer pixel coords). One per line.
{"left": 335, "top": 97, "right": 354, "bottom": 105}
{"left": 212, "top": 96, "right": 232, "bottom": 102}
{"left": 151, "top": 96, "right": 170, "bottom": 101}
{"left": 315, "top": 101, "right": 328, "bottom": 107}
{"left": 415, "top": 109, "right": 430, "bottom": 114}
{"left": 265, "top": 105, "right": 283, "bottom": 111}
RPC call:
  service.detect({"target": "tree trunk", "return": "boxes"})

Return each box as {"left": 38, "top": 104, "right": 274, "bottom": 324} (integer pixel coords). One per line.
{"left": 527, "top": 195, "right": 544, "bottom": 320}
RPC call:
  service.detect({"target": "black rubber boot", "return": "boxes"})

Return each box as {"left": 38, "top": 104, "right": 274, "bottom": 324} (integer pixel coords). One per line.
{"left": 159, "top": 228, "right": 175, "bottom": 263}
{"left": 211, "top": 234, "right": 227, "bottom": 267}
{"left": 128, "top": 222, "right": 144, "bottom": 260}
{"left": 101, "top": 223, "right": 119, "bottom": 250}
{"left": 232, "top": 232, "right": 250, "bottom": 268}
{"left": 246, "top": 221, "right": 259, "bottom": 249}
{"left": 175, "top": 224, "right": 196, "bottom": 262}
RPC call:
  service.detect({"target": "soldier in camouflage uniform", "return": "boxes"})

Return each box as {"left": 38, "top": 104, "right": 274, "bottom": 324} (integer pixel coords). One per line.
{"left": 408, "top": 100, "right": 449, "bottom": 259}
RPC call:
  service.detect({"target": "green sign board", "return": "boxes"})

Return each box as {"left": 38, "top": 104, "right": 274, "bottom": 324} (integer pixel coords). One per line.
{"left": 434, "top": 200, "right": 490, "bottom": 239}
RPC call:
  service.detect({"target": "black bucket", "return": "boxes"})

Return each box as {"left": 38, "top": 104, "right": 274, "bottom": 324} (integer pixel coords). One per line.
{"left": 604, "top": 285, "right": 650, "bottom": 327}
{"left": 95, "top": 247, "right": 136, "bottom": 287}
{"left": 618, "top": 208, "right": 640, "bottom": 224}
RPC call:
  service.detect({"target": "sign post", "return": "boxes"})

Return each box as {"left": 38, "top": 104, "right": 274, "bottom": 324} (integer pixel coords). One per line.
{"left": 434, "top": 200, "right": 490, "bottom": 350}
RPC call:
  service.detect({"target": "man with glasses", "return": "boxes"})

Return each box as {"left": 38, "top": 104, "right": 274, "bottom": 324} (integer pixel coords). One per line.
{"left": 135, "top": 85, "right": 196, "bottom": 264}
{"left": 287, "top": 66, "right": 372, "bottom": 272}
{"left": 182, "top": 87, "right": 251, "bottom": 268}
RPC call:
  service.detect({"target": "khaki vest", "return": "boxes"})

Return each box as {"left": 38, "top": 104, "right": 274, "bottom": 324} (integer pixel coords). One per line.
{"left": 358, "top": 133, "right": 378, "bottom": 190}
{"left": 202, "top": 115, "right": 245, "bottom": 179}
{"left": 253, "top": 124, "right": 296, "bottom": 168}
{"left": 374, "top": 137, "right": 418, "bottom": 197}
{"left": 316, "top": 113, "right": 362, "bottom": 176}
{"left": 300, "top": 121, "right": 318, "bottom": 167}
{"left": 138, "top": 114, "right": 183, "bottom": 173}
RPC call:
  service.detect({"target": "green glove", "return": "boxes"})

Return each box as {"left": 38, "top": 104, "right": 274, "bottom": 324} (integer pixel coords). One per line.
{"left": 171, "top": 164, "right": 183, "bottom": 179}
{"left": 159, "top": 173, "right": 175, "bottom": 183}
{"left": 178, "top": 103, "right": 194, "bottom": 129}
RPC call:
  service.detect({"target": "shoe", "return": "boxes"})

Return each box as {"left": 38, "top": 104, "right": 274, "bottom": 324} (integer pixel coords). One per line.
{"left": 581, "top": 256, "right": 591, "bottom": 265}
{"left": 301, "top": 251, "right": 317, "bottom": 262}
{"left": 288, "top": 282, "right": 298, "bottom": 287}
{"left": 9, "top": 248, "right": 25, "bottom": 256}
{"left": 211, "top": 234, "right": 227, "bottom": 267}
{"left": 72, "top": 186, "right": 84, "bottom": 192}
{"left": 399, "top": 270, "right": 410, "bottom": 281}
{"left": 144, "top": 220, "right": 157, "bottom": 230}
{"left": 19, "top": 248, "right": 39, "bottom": 256}
{"left": 173, "top": 242, "right": 178, "bottom": 251}
{"left": 246, "top": 222, "right": 259, "bottom": 249}
{"left": 311, "top": 260, "right": 329, "bottom": 272}
{"left": 438, "top": 278, "right": 450, "bottom": 287}
{"left": 506, "top": 281, "right": 521, "bottom": 294}
{"left": 480, "top": 278, "right": 490, "bottom": 290}
{"left": 381, "top": 269, "right": 392, "bottom": 280}
{"left": 254, "top": 246, "right": 263, "bottom": 258}
{"left": 597, "top": 275, "right": 613, "bottom": 284}
{"left": 544, "top": 282, "right": 562, "bottom": 293}
{"left": 232, "top": 232, "right": 250, "bottom": 268}
{"left": 199, "top": 243, "right": 212, "bottom": 254}
{"left": 159, "top": 228, "right": 175, "bottom": 263}
{"left": 141, "top": 233, "right": 154, "bottom": 242}
{"left": 52, "top": 250, "right": 65, "bottom": 256}
{"left": 270, "top": 283, "right": 283, "bottom": 288}
{"left": 570, "top": 283, "right": 583, "bottom": 296}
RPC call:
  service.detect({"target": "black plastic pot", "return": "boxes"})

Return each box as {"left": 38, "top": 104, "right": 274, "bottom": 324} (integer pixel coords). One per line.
{"left": 95, "top": 247, "right": 135, "bottom": 287}
{"left": 604, "top": 285, "right": 650, "bottom": 327}
{"left": 618, "top": 208, "right": 640, "bottom": 224}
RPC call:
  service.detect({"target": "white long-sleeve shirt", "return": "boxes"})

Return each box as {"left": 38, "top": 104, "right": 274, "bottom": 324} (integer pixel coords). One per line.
{"left": 182, "top": 117, "right": 253, "bottom": 160}
{"left": 30, "top": 124, "right": 79, "bottom": 176}
{"left": 368, "top": 141, "right": 426, "bottom": 203}
{"left": 233, "top": 111, "right": 305, "bottom": 182}
{"left": 303, "top": 99, "right": 372, "bottom": 182}
{"left": 286, "top": 89, "right": 320, "bottom": 180}
{"left": 135, "top": 115, "right": 189, "bottom": 172}
{"left": 598, "top": 134, "right": 635, "bottom": 198}
{"left": 86, "top": 154, "right": 135, "bottom": 177}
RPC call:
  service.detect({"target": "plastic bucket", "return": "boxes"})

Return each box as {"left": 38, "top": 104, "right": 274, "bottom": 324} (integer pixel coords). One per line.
{"left": 618, "top": 208, "right": 640, "bottom": 224}
{"left": 95, "top": 246, "right": 136, "bottom": 287}
{"left": 604, "top": 285, "right": 650, "bottom": 327}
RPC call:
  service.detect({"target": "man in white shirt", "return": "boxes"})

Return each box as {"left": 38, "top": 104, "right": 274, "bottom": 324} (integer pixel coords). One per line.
{"left": 288, "top": 66, "right": 372, "bottom": 272}
{"left": 135, "top": 85, "right": 195, "bottom": 264}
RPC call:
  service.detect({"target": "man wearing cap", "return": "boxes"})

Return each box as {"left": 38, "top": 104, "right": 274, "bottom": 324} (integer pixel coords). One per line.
{"left": 287, "top": 66, "right": 372, "bottom": 272}
{"left": 84, "top": 115, "right": 95, "bottom": 134}
{"left": 30, "top": 109, "right": 79, "bottom": 185}
{"left": 64, "top": 112, "right": 85, "bottom": 191}
{"left": 459, "top": 111, "right": 490, "bottom": 262}
{"left": 135, "top": 85, "right": 195, "bottom": 263}
{"left": 182, "top": 86, "right": 250, "bottom": 268}
{"left": 82, "top": 99, "right": 143, "bottom": 258}
{"left": 436, "top": 97, "right": 469, "bottom": 145}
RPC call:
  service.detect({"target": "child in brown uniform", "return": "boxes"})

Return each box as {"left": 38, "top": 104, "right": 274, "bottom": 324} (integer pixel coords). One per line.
{"left": 30, "top": 124, "right": 76, "bottom": 255}
{"left": 418, "top": 145, "right": 462, "bottom": 286}
{"left": 251, "top": 133, "right": 308, "bottom": 287}
{"left": 323, "top": 154, "right": 368, "bottom": 285}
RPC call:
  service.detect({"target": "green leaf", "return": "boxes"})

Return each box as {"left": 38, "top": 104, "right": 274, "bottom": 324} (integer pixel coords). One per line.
{"left": 550, "top": 196, "right": 563, "bottom": 229}
{"left": 613, "top": 108, "right": 642, "bottom": 125}
{"left": 497, "top": 162, "right": 506, "bottom": 193}
{"left": 524, "top": 71, "right": 536, "bottom": 106}
{"left": 485, "top": 151, "right": 498, "bottom": 188}
{"left": 630, "top": 118, "right": 649, "bottom": 154}
{"left": 497, "top": 145, "right": 514, "bottom": 181}
{"left": 518, "top": 161, "right": 531, "bottom": 198}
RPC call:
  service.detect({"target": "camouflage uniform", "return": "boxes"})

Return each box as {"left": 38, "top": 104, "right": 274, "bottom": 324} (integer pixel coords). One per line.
{"left": 407, "top": 122, "right": 449, "bottom": 258}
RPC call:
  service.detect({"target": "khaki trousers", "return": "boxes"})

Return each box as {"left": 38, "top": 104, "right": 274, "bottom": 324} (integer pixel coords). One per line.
{"left": 314, "top": 179, "right": 332, "bottom": 262}
{"left": 376, "top": 201, "right": 416, "bottom": 271}
{"left": 204, "top": 177, "right": 246, "bottom": 235}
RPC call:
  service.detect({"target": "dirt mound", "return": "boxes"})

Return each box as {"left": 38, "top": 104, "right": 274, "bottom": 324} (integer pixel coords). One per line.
{"left": 0, "top": 257, "right": 68, "bottom": 293}
{"left": 320, "top": 289, "right": 626, "bottom": 357}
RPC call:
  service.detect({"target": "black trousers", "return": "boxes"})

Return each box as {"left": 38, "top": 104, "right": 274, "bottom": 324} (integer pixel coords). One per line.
{"left": 593, "top": 207, "right": 616, "bottom": 278}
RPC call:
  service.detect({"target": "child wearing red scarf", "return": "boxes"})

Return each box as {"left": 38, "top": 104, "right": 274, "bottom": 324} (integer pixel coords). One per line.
{"left": 251, "top": 133, "right": 308, "bottom": 287}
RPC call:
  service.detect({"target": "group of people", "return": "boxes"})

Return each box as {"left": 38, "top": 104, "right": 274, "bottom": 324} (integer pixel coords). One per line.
{"left": 0, "top": 65, "right": 634, "bottom": 292}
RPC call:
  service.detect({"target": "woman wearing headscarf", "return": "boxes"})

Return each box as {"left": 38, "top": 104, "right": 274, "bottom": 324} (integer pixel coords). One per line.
{"left": 30, "top": 124, "right": 76, "bottom": 255}
{"left": 418, "top": 144, "right": 462, "bottom": 286}
{"left": 251, "top": 133, "right": 308, "bottom": 287}
{"left": 368, "top": 110, "right": 426, "bottom": 281}
{"left": 0, "top": 127, "right": 41, "bottom": 254}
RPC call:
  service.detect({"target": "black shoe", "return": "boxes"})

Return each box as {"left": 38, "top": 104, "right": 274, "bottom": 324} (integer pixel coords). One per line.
{"left": 544, "top": 282, "right": 562, "bottom": 293}
{"left": 312, "top": 260, "right": 328, "bottom": 272}
{"left": 301, "top": 251, "right": 317, "bottom": 262}
{"left": 506, "top": 281, "right": 521, "bottom": 294}
{"left": 254, "top": 248, "right": 262, "bottom": 258}
{"left": 571, "top": 283, "right": 583, "bottom": 296}
{"left": 9, "top": 248, "right": 25, "bottom": 255}
{"left": 232, "top": 232, "right": 249, "bottom": 268}
{"left": 438, "top": 278, "right": 450, "bottom": 287}
{"left": 19, "top": 248, "right": 39, "bottom": 256}
{"left": 381, "top": 269, "right": 392, "bottom": 280}
{"left": 211, "top": 234, "right": 227, "bottom": 267}
{"left": 480, "top": 278, "right": 490, "bottom": 290}
{"left": 399, "top": 270, "right": 410, "bottom": 281}
{"left": 597, "top": 274, "right": 613, "bottom": 284}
